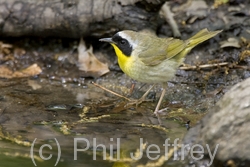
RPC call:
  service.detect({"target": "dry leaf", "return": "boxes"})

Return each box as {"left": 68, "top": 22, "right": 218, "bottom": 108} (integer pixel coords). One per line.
{"left": 213, "top": 0, "right": 229, "bottom": 8}
{"left": 28, "top": 79, "right": 42, "bottom": 90}
{"left": 174, "top": 0, "right": 208, "bottom": 17}
{"left": 0, "top": 41, "right": 13, "bottom": 49}
{"left": 0, "top": 63, "right": 42, "bottom": 78}
{"left": 77, "top": 38, "right": 109, "bottom": 77}
{"left": 14, "top": 47, "right": 26, "bottom": 57}
{"left": 220, "top": 38, "right": 241, "bottom": 48}
{"left": 0, "top": 41, "right": 13, "bottom": 61}
{"left": 0, "top": 66, "right": 13, "bottom": 78}
{"left": 173, "top": 0, "right": 208, "bottom": 24}
{"left": 186, "top": 0, "right": 208, "bottom": 15}
{"left": 239, "top": 50, "right": 250, "bottom": 61}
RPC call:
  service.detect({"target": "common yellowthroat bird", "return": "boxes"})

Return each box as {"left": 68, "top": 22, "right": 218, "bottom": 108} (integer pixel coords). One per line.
{"left": 100, "top": 28, "right": 222, "bottom": 124}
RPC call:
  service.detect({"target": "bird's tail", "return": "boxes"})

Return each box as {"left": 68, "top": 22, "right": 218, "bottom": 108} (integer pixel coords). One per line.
{"left": 175, "top": 29, "right": 222, "bottom": 63}
{"left": 186, "top": 28, "right": 222, "bottom": 51}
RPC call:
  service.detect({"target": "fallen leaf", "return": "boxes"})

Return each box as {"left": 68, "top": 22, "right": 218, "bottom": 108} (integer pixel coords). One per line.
{"left": 220, "top": 38, "right": 241, "bottom": 48}
{"left": 77, "top": 38, "right": 109, "bottom": 77}
{"left": 240, "top": 37, "right": 250, "bottom": 48}
{"left": 0, "top": 41, "right": 13, "bottom": 49}
{"left": 239, "top": 50, "right": 250, "bottom": 61}
{"left": 0, "top": 63, "right": 42, "bottom": 78}
{"left": 173, "top": 0, "right": 208, "bottom": 24}
{"left": 28, "top": 79, "right": 42, "bottom": 90}
{"left": 186, "top": 0, "right": 208, "bottom": 15}
{"left": 0, "top": 66, "right": 13, "bottom": 78}
{"left": 213, "top": 0, "right": 229, "bottom": 8}
{"left": 14, "top": 47, "right": 26, "bottom": 57}
{"left": 0, "top": 41, "right": 13, "bottom": 61}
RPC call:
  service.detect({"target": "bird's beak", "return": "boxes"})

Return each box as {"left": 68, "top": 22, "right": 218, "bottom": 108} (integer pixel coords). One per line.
{"left": 99, "top": 38, "right": 114, "bottom": 44}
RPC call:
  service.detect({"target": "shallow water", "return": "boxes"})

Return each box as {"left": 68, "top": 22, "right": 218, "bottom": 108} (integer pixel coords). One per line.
{"left": 0, "top": 76, "right": 193, "bottom": 167}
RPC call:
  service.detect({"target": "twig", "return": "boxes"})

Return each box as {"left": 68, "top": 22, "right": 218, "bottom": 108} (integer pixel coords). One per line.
{"left": 234, "top": 65, "right": 250, "bottom": 70}
{"left": 180, "top": 62, "right": 229, "bottom": 70}
{"left": 161, "top": 2, "right": 181, "bottom": 37}
{"left": 91, "top": 81, "right": 131, "bottom": 101}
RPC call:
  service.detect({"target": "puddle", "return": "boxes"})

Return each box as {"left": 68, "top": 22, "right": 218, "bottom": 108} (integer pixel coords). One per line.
{"left": 0, "top": 76, "right": 193, "bottom": 167}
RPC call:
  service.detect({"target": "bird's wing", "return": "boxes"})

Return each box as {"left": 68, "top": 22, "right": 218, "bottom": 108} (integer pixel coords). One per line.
{"left": 138, "top": 38, "right": 187, "bottom": 66}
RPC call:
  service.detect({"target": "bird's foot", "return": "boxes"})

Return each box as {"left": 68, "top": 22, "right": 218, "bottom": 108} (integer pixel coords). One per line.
{"left": 154, "top": 107, "right": 168, "bottom": 125}
{"left": 154, "top": 107, "right": 168, "bottom": 115}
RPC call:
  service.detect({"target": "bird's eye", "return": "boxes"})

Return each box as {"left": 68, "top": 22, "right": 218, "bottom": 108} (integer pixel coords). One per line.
{"left": 120, "top": 40, "right": 126, "bottom": 45}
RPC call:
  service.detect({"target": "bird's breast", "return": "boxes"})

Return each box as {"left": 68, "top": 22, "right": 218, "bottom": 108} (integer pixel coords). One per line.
{"left": 112, "top": 44, "right": 182, "bottom": 83}
{"left": 124, "top": 57, "right": 181, "bottom": 83}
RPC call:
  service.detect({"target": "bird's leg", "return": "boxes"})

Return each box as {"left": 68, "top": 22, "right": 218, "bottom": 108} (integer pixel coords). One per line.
{"left": 126, "top": 84, "right": 155, "bottom": 108}
{"left": 154, "top": 87, "right": 166, "bottom": 125}
{"left": 154, "top": 83, "right": 167, "bottom": 125}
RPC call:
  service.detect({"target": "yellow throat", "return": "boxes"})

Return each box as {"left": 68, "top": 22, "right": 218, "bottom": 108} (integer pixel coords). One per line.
{"left": 111, "top": 43, "right": 131, "bottom": 73}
